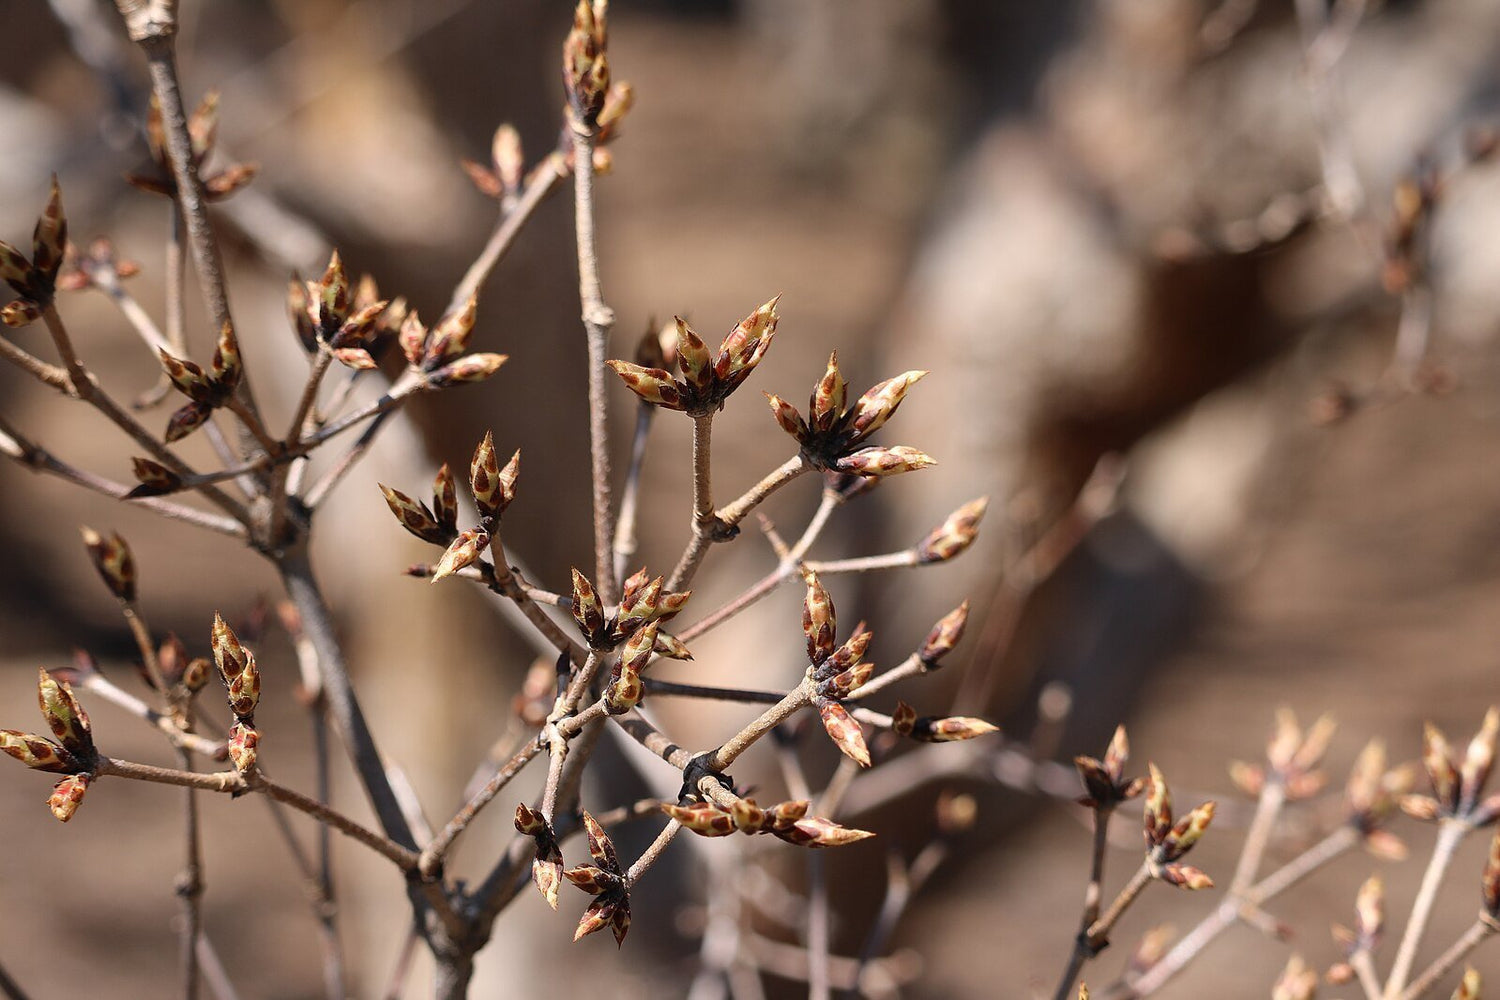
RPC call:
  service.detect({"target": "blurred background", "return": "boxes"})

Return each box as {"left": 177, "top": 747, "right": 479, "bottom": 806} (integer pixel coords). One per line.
{"left": 4, "top": 0, "right": 1500, "bottom": 996}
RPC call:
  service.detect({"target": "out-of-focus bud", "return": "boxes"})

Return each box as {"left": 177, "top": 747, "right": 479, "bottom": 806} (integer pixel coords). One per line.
{"left": 917, "top": 498, "right": 988, "bottom": 563}
{"left": 79, "top": 527, "right": 136, "bottom": 603}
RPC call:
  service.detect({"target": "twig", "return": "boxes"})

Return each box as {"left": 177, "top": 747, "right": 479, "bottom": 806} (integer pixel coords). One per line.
{"left": 1399, "top": 917, "right": 1497, "bottom": 1000}
{"left": 613, "top": 403, "right": 654, "bottom": 583}
{"left": 449, "top": 155, "right": 567, "bottom": 315}
{"left": 0, "top": 955, "right": 31, "bottom": 1000}
{"left": 1052, "top": 805, "right": 1117, "bottom": 1000}
{"left": 570, "top": 120, "right": 620, "bottom": 604}
{"left": 194, "top": 934, "right": 241, "bottom": 1000}
{"left": 627, "top": 819, "right": 683, "bottom": 884}
{"left": 1386, "top": 819, "right": 1469, "bottom": 995}
{"left": 96, "top": 757, "right": 419, "bottom": 870}
{"left": 175, "top": 744, "right": 203, "bottom": 1000}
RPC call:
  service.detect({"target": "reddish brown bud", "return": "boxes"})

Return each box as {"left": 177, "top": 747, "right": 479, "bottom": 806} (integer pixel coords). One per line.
{"left": 398, "top": 311, "right": 428, "bottom": 368}
{"left": 48, "top": 772, "right": 89, "bottom": 823}
{"left": 37, "top": 668, "right": 93, "bottom": 761}
{"left": 0, "top": 730, "right": 77, "bottom": 773}
{"left": 766, "top": 392, "right": 808, "bottom": 439}
{"left": 379, "top": 485, "right": 447, "bottom": 546}
{"left": 607, "top": 360, "right": 684, "bottom": 410}
{"left": 210, "top": 321, "right": 242, "bottom": 391}
{"left": 919, "top": 600, "right": 970, "bottom": 664}
{"left": 572, "top": 569, "right": 607, "bottom": 643}
{"left": 891, "top": 701, "right": 917, "bottom": 737}
{"left": 802, "top": 571, "right": 836, "bottom": 665}
{"left": 164, "top": 401, "right": 213, "bottom": 443}
{"left": 918, "top": 498, "right": 988, "bottom": 563}
{"left": 809, "top": 353, "right": 847, "bottom": 433}
{"left": 0, "top": 298, "right": 41, "bottom": 327}
{"left": 662, "top": 801, "right": 737, "bottom": 838}
{"left": 1156, "top": 863, "right": 1213, "bottom": 890}
{"left": 227, "top": 721, "right": 259, "bottom": 772}
{"left": 128, "top": 458, "right": 184, "bottom": 498}
{"left": 817, "top": 698, "right": 870, "bottom": 767}
{"left": 428, "top": 352, "right": 508, "bottom": 387}
{"left": 79, "top": 526, "right": 136, "bottom": 603}
{"left": 33, "top": 175, "right": 67, "bottom": 282}
{"left": 431, "top": 529, "right": 489, "bottom": 583}
{"left": 424, "top": 295, "right": 479, "bottom": 367}
{"left": 673, "top": 318, "right": 713, "bottom": 391}
{"left": 0, "top": 240, "right": 32, "bottom": 290}
{"left": 211, "top": 614, "right": 259, "bottom": 718}
{"left": 848, "top": 370, "right": 927, "bottom": 439}
{"left": 835, "top": 445, "right": 936, "bottom": 479}
{"left": 432, "top": 464, "right": 459, "bottom": 535}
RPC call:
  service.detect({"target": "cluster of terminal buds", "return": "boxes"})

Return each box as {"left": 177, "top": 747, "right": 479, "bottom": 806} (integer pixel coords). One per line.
{"left": 0, "top": 176, "right": 65, "bottom": 327}
{"left": 0, "top": 670, "right": 98, "bottom": 822}
{"left": 767, "top": 352, "right": 933, "bottom": 478}
{"left": 124, "top": 92, "right": 256, "bottom": 203}
{"left": 211, "top": 617, "right": 261, "bottom": 772}
{"left": 608, "top": 301, "right": 779, "bottom": 416}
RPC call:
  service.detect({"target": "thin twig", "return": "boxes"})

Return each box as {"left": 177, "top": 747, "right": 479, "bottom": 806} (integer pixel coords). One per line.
{"left": 1399, "top": 917, "right": 1496, "bottom": 1000}
{"left": 613, "top": 403, "right": 654, "bottom": 583}
{"left": 570, "top": 120, "right": 620, "bottom": 604}
{"left": 1052, "top": 805, "right": 1117, "bottom": 1000}
{"left": 1386, "top": 819, "right": 1469, "bottom": 996}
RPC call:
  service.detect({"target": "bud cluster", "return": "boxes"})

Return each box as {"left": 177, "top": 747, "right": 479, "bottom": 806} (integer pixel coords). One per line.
{"left": 661, "top": 796, "right": 873, "bottom": 849}
{"left": 608, "top": 300, "right": 779, "bottom": 417}
{"left": 211, "top": 614, "right": 261, "bottom": 772}
{"left": 766, "top": 352, "right": 934, "bottom": 480}
{"left": 287, "top": 252, "right": 407, "bottom": 371}
{"left": 0, "top": 669, "right": 98, "bottom": 822}
{"left": 0, "top": 177, "right": 67, "bottom": 327}
{"left": 157, "top": 320, "right": 243, "bottom": 442}
{"left": 562, "top": 812, "right": 631, "bottom": 946}
{"left": 1401, "top": 708, "right": 1500, "bottom": 826}
{"left": 1075, "top": 726, "right": 1146, "bottom": 810}
{"left": 570, "top": 566, "right": 691, "bottom": 658}
{"left": 1142, "top": 763, "right": 1216, "bottom": 890}
{"left": 515, "top": 803, "right": 565, "bottom": 910}
{"left": 124, "top": 93, "right": 256, "bottom": 203}
{"left": 801, "top": 572, "right": 875, "bottom": 767}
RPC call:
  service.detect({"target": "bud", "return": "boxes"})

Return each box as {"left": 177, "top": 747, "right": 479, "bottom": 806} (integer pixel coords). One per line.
{"left": 210, "top": 321, "right": 242, "bottom": 391}
{"left": 32, "top": 175, "right": 67, "bottom": 283}
{"left": 471, "top": 432, "right": 519, "bottom": 520}
{"left": 48, "top": 773, "right": 89, "bottom": 823}
{"left": 37, "top": 668, "right": 93, "bottom": 761}
{"left": 571, "top": 569, "right": 607, "bottom": 643}
{"left": 379, "top": 485, "right": 447, "bottom": 545}
{"left": 1144, "top": 763, "right": 1173, "bottom": 847}
{"left": 158, "top": 350, "right": 215, "bottom": 404}
{"left": 128, "top": 458, "right": 185, "bottom": 498}
{"left": 918, "top": 498, "right": 988, "bottom": 563}
{"left": 315, "top": 251, "right": 350, "bottom": 332}
{"left": 606, "top": 360, "right": 684, "bottom": 409}
{"left": 1355, "top": 875, "right": 1384, "bottom": 944}
{"left": 431, "top": 529, "right": 489, "bottom": 583}
{"left": 847, "top": 370, "right": 927, "bottom": 440}
{"left": 1462, "top": 707, "right": 1500, "bottom": 810}
{"left": 891, "top": 701, "right": 917, "bottom": 738}
{"left": 781, "top": 814, "right": 875, "bottom": 848}
{"left": 661, "top": 801, "right": 736, "bottom": 837}
{"left": 164, "top": 401, "right": 213, "bottom": 443}
{"left": 653, "top": 632, "right": 692, "bottom": 660}
{"left": 809, "top": 353, "right": 847, "bottom": 433}
{"left": 1424, "top": 722, "right": 1460, "bottom": 811}
{"left": 835, "top": 445, "right": 936, "bottom": 479}
{"left": 1271, "top": 954, "right": 1317, "bottom": 1000}
{"left": 0, "top": 240, "right": 32, "bottom": 291}
{"left": 766, "top": 392, "right": 809, "bottom": 439}
{"left": 0, "top": 298, "right": 41, "bottom": 327}
{"left": 816, "top": 698, "right": 870, "bottom": 767}
{"left": 399, "top": 311, "right": 428, "bottom": 368}
{"left": 211, "top": 614, "right": 259, "bottom": 718}
{"left": 911, "top": 715, "right": 1000, "bottom": 743}
{"left": 715, "top": 297, "right": 779, "bottom": 383}
{"left": 493, "top": 124, "right": 523, "bottom": 194}
{"left": 1157, "top": 863, "right": 1213, "bottom": 890}
{"left": 802, "top": 571, "right": 835, "bottom": 665}
{"left": 1453, "top": 968, "right": 1482, "bottom": 1000}
{"left": 428, "top": 352, "right": 508, "bottom": 387}
{"left": 424, "top": 295, "right": 479, "bottom": 367}
{"left": 919, "top": 600, "right": 970, "bottom": 665}
{"left": 673, "top": 318, "right": 713, "bottom": 391}
{"left": 227, "top": 721, "right": 259, "bottom": 772}
{"left": 79, "top": 527, "right": 136, "bottom": 603}
{"left": 0, "top": 730, "right": 77, "bottom": 773}
{"left": 431, "top": 464, "right": 459, "bottom": 535}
